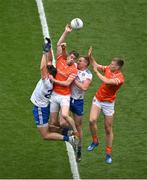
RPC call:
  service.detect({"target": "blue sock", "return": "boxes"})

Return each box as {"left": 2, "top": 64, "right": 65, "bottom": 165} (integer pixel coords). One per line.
{"left": 63, "top": 135, "right": 69, "bottom": 142}
{"left": 62, "top": 128, "right": 69, "bottom": 136}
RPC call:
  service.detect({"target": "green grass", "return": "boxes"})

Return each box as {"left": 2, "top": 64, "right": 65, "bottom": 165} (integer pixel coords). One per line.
{"left": 0, "top": 0, "right": 71, "bottom": 178}
{"left": 0, "top": 0, "right": 147, "bottom": 178}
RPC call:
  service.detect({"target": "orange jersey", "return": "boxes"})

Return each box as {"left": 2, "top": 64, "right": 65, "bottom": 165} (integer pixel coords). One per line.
{"left": 95, "top": 66, "right": 125, "bottom": 102}
{"left": 53, "top": 55, "right": 78, "bottom": 95}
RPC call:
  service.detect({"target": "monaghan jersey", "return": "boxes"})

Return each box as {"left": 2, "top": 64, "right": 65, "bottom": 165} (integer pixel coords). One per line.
{"left": 95, "top": 65, "right": 125, "bottom": 102}
{"left": 71, "top": 69, "right": 92, "bottom": 100}
{"left": 30, "top": 78, "right": 53, "bottom": 107}
{"left": 53, "top": 55, "right": 78, "bottom": 95}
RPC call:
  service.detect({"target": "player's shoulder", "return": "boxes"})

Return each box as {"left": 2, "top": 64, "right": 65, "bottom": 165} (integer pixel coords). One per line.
{"left": 85, "top": 69, "right": 92, "bottom": 75}
{"left": 42, "top": 78, "right": 53, "bottom": 85}
{"left": 116, "top": 70, "right": 124, "bottom": 77}
{"left": 116, "top": 71, "right": 125, "bottom": 83}
{"left": 105, "top": 65, "right": 110, "bottom": 70}
{"left": 57, "top": 54, "right": 66, "bottom": 61}
{"left": 78, "top": 69, "right": 93, "bottom": 80}
{"left": 84, "top": 69, "right": 92, "bottom": 78}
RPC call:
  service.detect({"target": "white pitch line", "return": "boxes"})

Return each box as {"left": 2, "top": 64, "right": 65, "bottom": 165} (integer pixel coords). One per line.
{"left": 35, "top": 0, "right": 55, "bottom": 65}
{"left": 35, "top": 0, "right": 80, "bottom": 179}
{"left": 65, "top": 142, "right": 80, "bottom": 180}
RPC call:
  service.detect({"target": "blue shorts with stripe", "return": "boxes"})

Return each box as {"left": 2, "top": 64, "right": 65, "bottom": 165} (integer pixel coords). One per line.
{"left": 32, "top": 104, "right": 50, "bottom": 127}
{"left": 70, "top": 97, "right": 84, "bottom": 116}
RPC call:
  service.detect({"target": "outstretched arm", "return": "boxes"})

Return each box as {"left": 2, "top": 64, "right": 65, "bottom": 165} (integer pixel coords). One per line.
{"left": 60, "top": 43, "right": 67, "bottom": 58}
{"left": 40, "top": 50, "right": 52, "bottom": 80}
{"left": 88, "top": 46, "right": 98, "bottom": 67}
{"left": 40, "top": 53, "right": 48, "bottom": 80}
{"left": 74, "top": 79, "right": 92, "bottom": 91}
{"left": 93, "top": 66, "right": 117, "bottom": 85}
{"left": 88, "top": 47, "right": 106, "bottom": 72}
{"left": 49, "top": 76, "right": 75, "bottom": 86}
{"left": 56, "top": 24, "right": 72, "bottom": 57}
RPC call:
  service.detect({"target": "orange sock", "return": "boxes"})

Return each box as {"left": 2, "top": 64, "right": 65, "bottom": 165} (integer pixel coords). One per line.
{"left": 92, "top": 134, "right": 98, "bottom": 144}
{"left": 106, "top": 146, "right": 112, "bottom": 155}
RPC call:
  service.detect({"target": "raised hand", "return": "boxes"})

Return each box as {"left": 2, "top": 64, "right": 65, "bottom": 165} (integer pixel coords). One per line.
{"left": 65, "top": 24, "right": 72, "bottom": 33}
{"left": 88, "top": 46, "right": 93, "bottom": 57}
{"left": 93, "top": 65, "right": 98, "bottom": 72}
{"left": 61, "top": 42, "right": 67, "bottom": 49}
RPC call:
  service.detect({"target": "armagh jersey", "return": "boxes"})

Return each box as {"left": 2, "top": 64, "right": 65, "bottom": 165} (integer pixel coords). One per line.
{"left": 53, "top": 55, "right": 78, "bottom": 95}
{"left": 30, "top": 78, "right": 53, "bottom": 107}
{"left": 96, "top": 65, "right": 125, "bottom": 102}
{"left": 71, "top": 69, "right": 92, "bottom": 99}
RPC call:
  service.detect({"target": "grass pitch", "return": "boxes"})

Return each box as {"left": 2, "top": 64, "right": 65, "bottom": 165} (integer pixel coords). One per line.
{"left": 0, "top": 0, "right": 147, "bottom": 178}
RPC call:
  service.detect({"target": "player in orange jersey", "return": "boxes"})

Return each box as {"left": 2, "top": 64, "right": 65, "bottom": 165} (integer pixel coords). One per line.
{"left": 49, "top": 25, "right": 80, "bottom": 145}
{"left": 87, "top": 47, "right": 125, "bottom": 164}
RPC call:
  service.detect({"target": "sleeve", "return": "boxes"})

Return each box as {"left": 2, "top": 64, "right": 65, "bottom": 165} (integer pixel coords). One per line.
{"left": 56, "top": 55, "right": 63, "bottom": 61}
{"left": 113, "top": 74, "right": 124, "bottom": 85}
{"left": 86, "top": 72, "right": 93, "bottom": 81}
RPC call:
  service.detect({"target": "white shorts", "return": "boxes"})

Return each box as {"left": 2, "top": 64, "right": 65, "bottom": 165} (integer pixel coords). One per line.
{"left": 92, "top": 96, "right": 115, "bottom": 116}
{"left": 50, "top": 92, "right": 70, "bottom": 112}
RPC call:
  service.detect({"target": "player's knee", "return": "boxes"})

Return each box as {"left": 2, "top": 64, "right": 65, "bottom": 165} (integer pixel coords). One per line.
{"left": 41, "top": 133, "right": 50, "bottom": 140}
{"left": 89, "top": 118, "right": 96, "bottom": 125}
{"left": 105, "top": 126, "right": 112, "bottom": 135}
{"left": 77, "top": 125, "right": 82, "bottom": 132}
{"left": 61, "top": 113, "right": 68, "bottom": 120}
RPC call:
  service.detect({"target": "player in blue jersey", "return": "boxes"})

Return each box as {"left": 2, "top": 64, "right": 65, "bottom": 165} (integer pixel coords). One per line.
{"left": 30, "top": 38, "right": 75, "bottom": 144}
{"left": 70, "top": 55, "right": 93, "bottom": 161}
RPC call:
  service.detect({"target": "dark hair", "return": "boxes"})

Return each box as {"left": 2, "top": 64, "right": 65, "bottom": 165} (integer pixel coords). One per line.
{"left": 112, "top": 57, "right": 124, "bottom": 68}
{"left": 69, "top": 50, "right": 79, "bottom": 59}
{"left": 47, "top": 65, "right": 57, "bottom": 77}
{"left": 83, "top": 56, "right": 90, "bottom": 66}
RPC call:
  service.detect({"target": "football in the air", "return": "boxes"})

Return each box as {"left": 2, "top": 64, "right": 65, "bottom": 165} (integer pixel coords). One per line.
{"left": 70, "top": 18, "right": 83, "bottom": 29}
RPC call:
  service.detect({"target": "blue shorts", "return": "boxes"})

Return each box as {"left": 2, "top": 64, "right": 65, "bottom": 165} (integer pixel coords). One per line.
{"left": 70, "top": 98, "right": 84, "bottom": 116}
{"left": 32, "top": 105, "right": 50, "bottom": 127}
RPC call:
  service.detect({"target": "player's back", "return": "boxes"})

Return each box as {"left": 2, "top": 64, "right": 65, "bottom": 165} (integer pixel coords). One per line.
{"left": 30, "top": 79, "right": 53, "bottom": 107}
